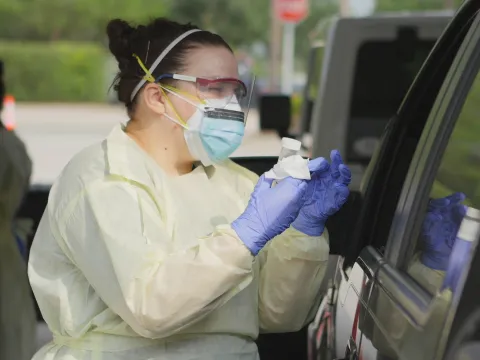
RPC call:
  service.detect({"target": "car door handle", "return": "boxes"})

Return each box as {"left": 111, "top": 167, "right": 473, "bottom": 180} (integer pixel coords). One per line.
{"left": 356, "top": 246, "right": 385, "bottom": 278}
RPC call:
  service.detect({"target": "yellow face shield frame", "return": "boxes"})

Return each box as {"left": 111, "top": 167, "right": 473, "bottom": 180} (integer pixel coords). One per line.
{"left": 132, "top": 54, "right": 207, "bottom": 128}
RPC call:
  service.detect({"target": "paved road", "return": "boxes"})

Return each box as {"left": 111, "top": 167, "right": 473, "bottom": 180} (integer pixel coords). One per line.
{"left": 13, "top": 103, "right": 283, "bottom": 185}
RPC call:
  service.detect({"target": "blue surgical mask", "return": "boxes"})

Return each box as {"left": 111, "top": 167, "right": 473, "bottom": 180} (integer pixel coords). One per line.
{"left": 183, "top": 103, "right": 245, "bottom": 166}
{"left": 199, "top": 107, "right": 245, "bottom": 160}
{"left": 163, "top": 88, "right": 246, "bottom": 166}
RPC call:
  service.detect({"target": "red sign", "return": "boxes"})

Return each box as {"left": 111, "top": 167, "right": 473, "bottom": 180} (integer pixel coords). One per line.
{"left": 274, "top": 0, "right": 309, "bottom": 23}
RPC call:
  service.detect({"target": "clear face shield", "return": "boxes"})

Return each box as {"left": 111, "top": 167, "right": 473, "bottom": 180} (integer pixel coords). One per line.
{"left": 130, "top": 28, "right": 257, "bottom": 118}
{"left": 158, "top": 73, "right": 256, "bottom": 125}
{"left": 129, "top": 30, "right": 255, "bottom": 165}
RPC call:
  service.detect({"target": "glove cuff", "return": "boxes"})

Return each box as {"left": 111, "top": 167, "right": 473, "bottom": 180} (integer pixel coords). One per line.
{"left": 231, "top": 218, "right": 263, "bottom": 256}
{"left": 421, "top": 252, "right": 450, "bottom": 271}
{"left": 291, "top": 217, "right": 326, "bottom": 237}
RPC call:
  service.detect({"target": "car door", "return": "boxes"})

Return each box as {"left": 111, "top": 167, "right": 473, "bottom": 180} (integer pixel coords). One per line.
{"left": 357, "top": 9, "right": 480, "bottom": 360}
{"left": 308, "top": 1, "right": 480, "bottom": 359}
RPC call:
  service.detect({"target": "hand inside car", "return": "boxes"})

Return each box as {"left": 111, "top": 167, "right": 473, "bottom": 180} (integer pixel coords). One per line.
{"left": 291, "top": 150, "right": 352, "bottom": 236}
{"left": 421, "top": 192, "right": 467, "bottom": 271}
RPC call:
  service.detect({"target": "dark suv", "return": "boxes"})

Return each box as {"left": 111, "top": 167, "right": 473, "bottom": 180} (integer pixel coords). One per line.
{"left": 308, "top": 1, "right": 480, "bottom": 359}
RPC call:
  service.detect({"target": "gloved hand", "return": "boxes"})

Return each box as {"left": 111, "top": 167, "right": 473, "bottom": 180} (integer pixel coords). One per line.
{"left": 231, "top": 175, "right": 308, "bottom": 255}
{"left": 421, "top": 192, "right": 467, "bottom": 271}
{"left": 291, "top": 150, "right": 351, "bottom": 236}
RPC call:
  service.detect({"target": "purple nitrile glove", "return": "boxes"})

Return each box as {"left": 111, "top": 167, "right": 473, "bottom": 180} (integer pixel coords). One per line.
{"left": 291, "top": 150, "right": 351, "bottom": 236}
{"left": 421, "top": 192, "right": 467, "bottom": 271}
{"left": 232, "top": 174, "right": 308, "bottom": 255}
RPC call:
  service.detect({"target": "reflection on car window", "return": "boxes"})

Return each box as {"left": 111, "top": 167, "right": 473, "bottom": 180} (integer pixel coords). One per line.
{"left": 431, "top": 77, "right": 480, "bottom": 204}
{"left": 413, "top": 66, "right": 480, "bottom": 296}
{"left": 358, "top": 49, "right": 480, "bottom": 360}
{"left": 364, "top": 62, "right": 480, "bottom": 360}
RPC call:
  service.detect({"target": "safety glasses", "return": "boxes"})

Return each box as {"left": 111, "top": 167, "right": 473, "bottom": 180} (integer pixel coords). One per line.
{"left": 155, "top": 74, "right": 247, "bottom": 108}
{"left": 132, "top": 53, "right": 256, "bottom": 121}
{"left": 155, "top": 73, "right": 255, "bottom": 116}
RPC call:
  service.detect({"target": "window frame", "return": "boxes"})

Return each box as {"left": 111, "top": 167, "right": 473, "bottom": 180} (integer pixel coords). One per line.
{"left": 362, "top": 12, "right": 480, "bottom": 360}
{"left": 357, "top": 10, "right": 480, "bottom": 359}
{"left": 341, "top": 3, "right": 476, "bottom": 269}
{"left": 384, "top": 12, "right": 480, "bottom": 270}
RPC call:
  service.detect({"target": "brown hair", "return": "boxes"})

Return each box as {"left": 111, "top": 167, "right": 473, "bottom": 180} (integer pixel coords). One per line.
{"left": 107, "top": 18, "right": 232, "bottom": 114}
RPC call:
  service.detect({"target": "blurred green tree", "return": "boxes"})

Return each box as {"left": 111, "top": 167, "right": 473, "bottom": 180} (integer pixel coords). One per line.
{"left": 0, "top": 0, "right": 466, "bottom": 45}
{"left": 168, "top": 0, "right": 271, "bottom": 48}
{"left": 169, "top": 0, "right": 337, "bottom": 70}
{"left": 295, "top": 1, "right": 337, "bottom": 66}
{"left": 0, "top": 0, "right": 170, "bottom": 41}
{"left": 0, "top": 0, "right": 336, "bottom": 55}
{"left": 376, "top": 0, "right": 464, "bottom": 12}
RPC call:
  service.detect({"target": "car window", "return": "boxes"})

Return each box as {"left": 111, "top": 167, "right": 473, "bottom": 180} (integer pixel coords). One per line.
{"left": 350, "top": 38, "right": 437, "bottom": 119}
{"left": 353, "top": 8, "right": 480, "bottom": 360}
{"left": 361, "top": 59, "right": 480, "bottom": 360}
{"left": 430, "top": 80, "right": 480, "bottom": 203}
{"left": 343, "top": 18, "right": 475, "bottom": 268}
{"left": 346, "top": 35, "right": 438, "bottom": 165}
{"left": 363, "top": 11, "right": 480, "bottom": 259}
{"left": 408, "top": 66, "right": 480, "bottom": 295}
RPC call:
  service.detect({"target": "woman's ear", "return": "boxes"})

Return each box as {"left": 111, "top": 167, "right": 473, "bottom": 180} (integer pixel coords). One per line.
{"left": 142, "top": 83, "right": 167, "bottom": 115}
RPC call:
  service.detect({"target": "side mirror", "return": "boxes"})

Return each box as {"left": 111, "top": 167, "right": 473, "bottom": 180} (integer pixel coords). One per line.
{"left": 259, "top": 94, "right": 291, "bottom": 139}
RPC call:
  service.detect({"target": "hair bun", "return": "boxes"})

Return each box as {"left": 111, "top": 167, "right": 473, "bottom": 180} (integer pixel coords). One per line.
{"left": 106, "top": 19, "right": 136, "bottom": 62}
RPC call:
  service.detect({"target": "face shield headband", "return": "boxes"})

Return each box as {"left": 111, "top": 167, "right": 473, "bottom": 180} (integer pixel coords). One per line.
{"left": 130, "top": 29, "right": 255, "bottom": 125}
{"left": 130, "top": 29, "right": 203, "bottom": 102}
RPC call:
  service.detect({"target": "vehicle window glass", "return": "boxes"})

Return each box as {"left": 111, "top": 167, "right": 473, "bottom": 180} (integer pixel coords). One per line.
{"left": 350, "top": 39, "right": 437, "bottom": 119}
{"left": 361, "top": 60, "right": 480, "bottom": 360}
{"left": 357, "top": 70, "right": 480, "bottom": 358}
{"left": 356, "top": 14, "right": 480, "bottom": 360}
{"left": 346, "top": 38, "right": 437, "bottom": 165}
{"left": 408, "top": 67, "right": 480, "bottom": 296}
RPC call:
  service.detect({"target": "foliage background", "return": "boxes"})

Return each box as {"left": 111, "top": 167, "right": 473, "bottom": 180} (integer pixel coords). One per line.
{"left": 0, "top": 0, "right": 465, "bottom": 101}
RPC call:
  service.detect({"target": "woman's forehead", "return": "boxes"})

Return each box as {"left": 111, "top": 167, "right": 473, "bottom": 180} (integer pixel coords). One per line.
{"left": 184, "top": 46, "right": 239, "bottom": 79}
